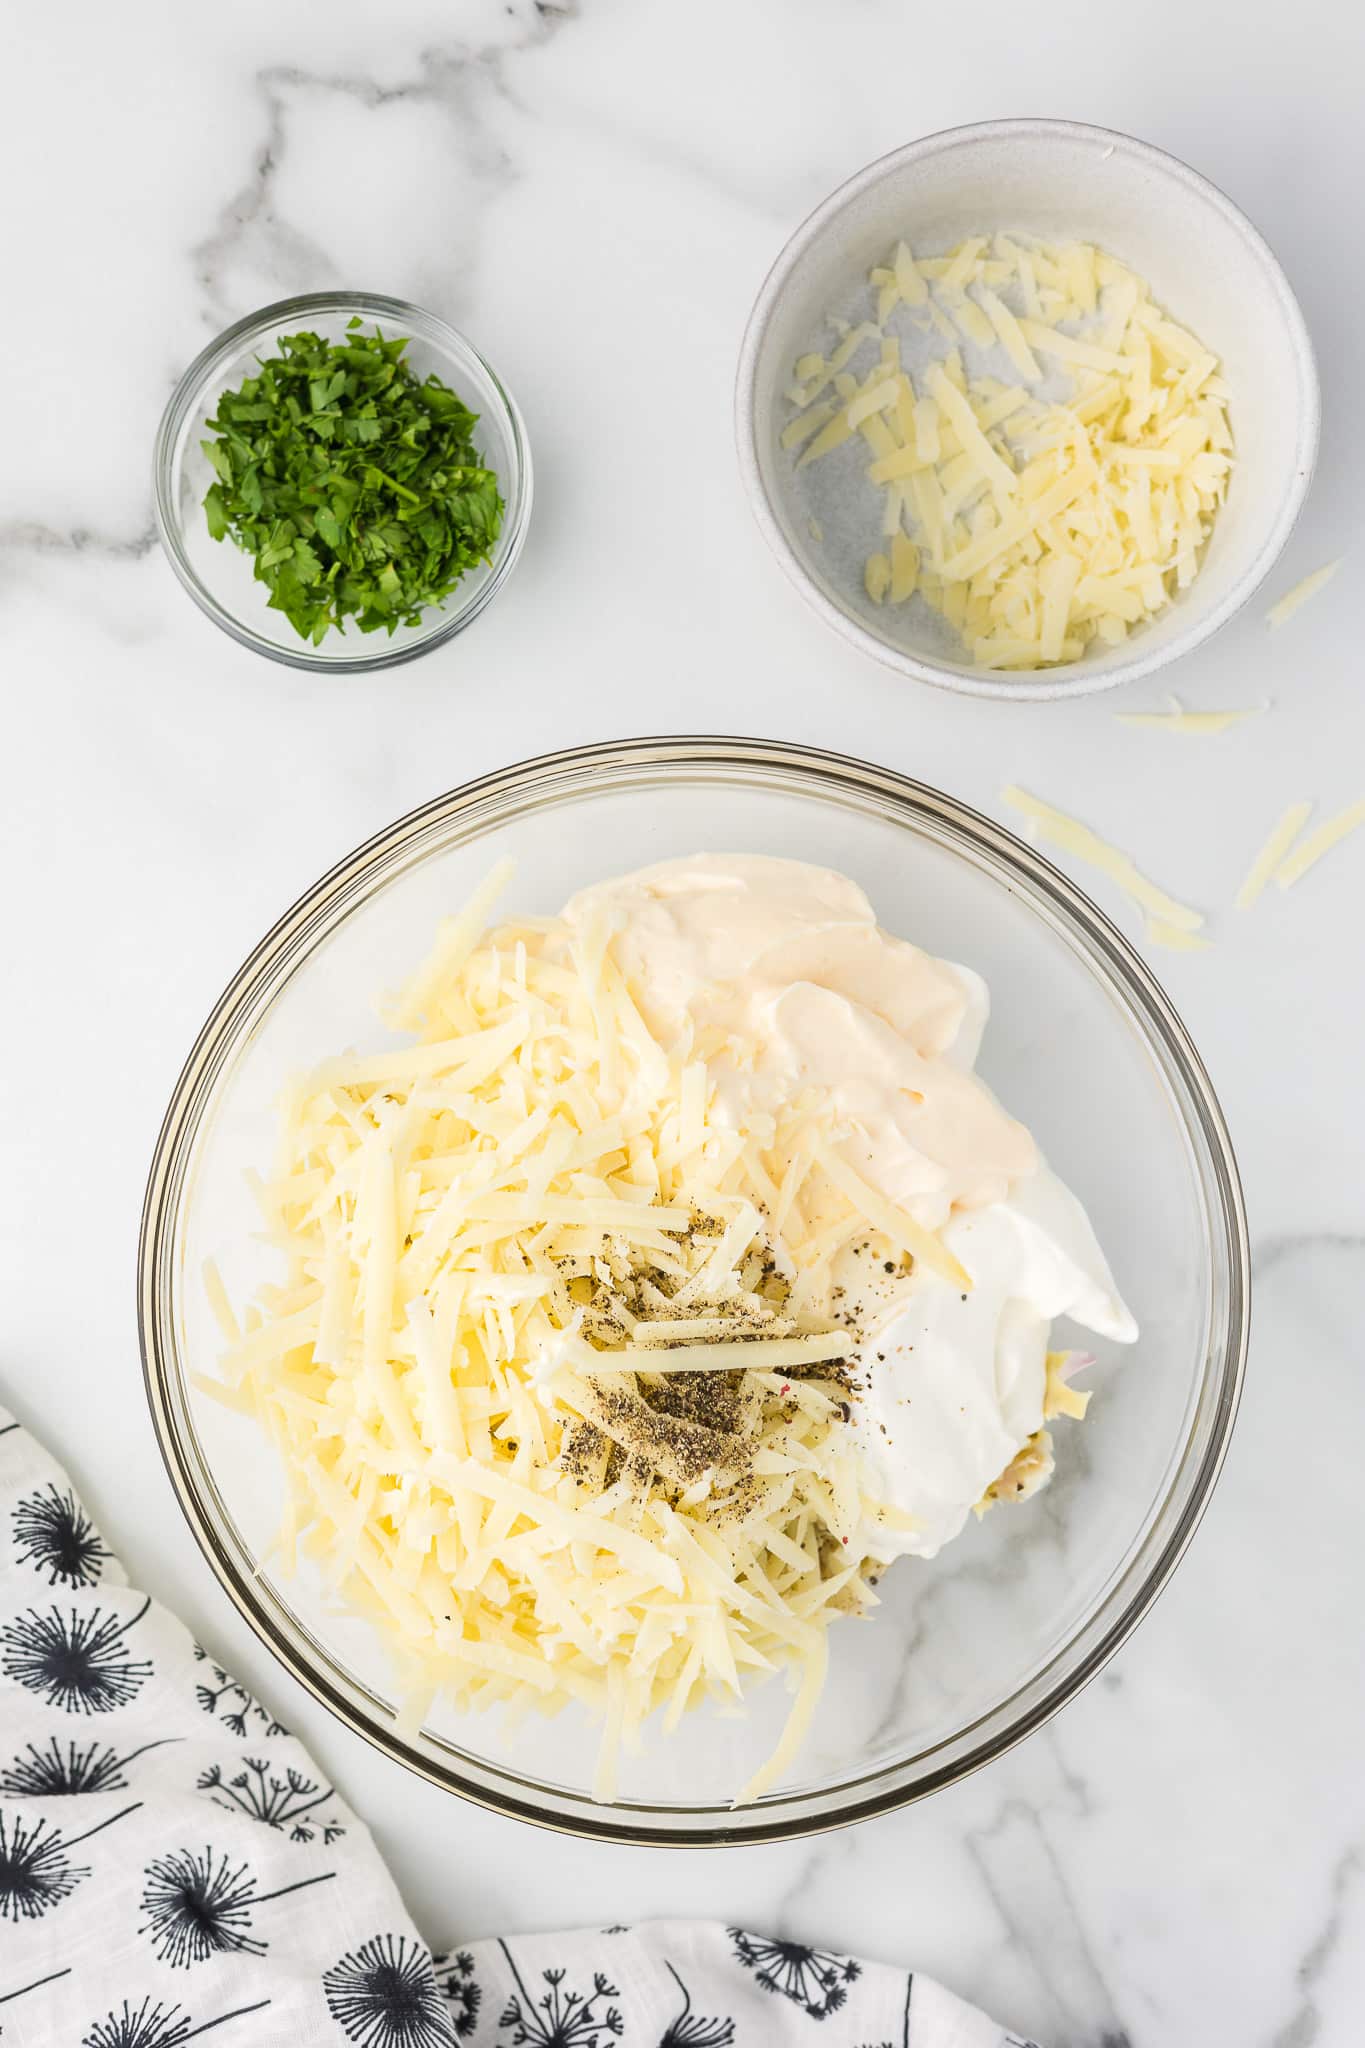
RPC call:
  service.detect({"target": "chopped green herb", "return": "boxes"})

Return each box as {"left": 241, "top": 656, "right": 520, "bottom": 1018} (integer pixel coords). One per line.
{"left": 200, "top": 318, "right": 504, "bottom": 645}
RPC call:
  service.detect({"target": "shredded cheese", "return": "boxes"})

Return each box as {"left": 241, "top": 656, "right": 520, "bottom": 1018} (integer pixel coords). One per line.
{"left": 864, "top": 552, "right": 891, "bottom": 604}
{"left": 785, "top": 234, "right": 1234, "bottom": 670}
{"left": 809, "top": 1138, "right": 970, "bottom": 1290}
{"left": 892, "top": 239, "right": 928, "bottom": 309}
{"left": 1266, "top": 560, "right": 1341, "bottom": 629}
{"left": 888, "top": 532, "right": 919, "bottom": 604}
{"left": 591, "top": 1332, "right": 854, "bottom": 1375}
{"left": 1003, "top": 786, "right": 1206, "bottom": 936}
{"left": 1274, "top": 798, "right": 1365, "bottom": 890}
{"left": 1043, "top": 1350, "right": 1092, "bottom": 1422}
{"left": 1235, "top": 802, "right": 1313, "bottom": 910}
{"left": 976, "top": 287, "right": 1042, "bottom": 380}
{"left": 1115, "top": 697, "right": 1265, "bottom": 735}
{"left": 217, "top": 866, "right": 899, "bottom": 1807}
{"left": 1145, "top": 920, "right": 1212, "bottom": 953}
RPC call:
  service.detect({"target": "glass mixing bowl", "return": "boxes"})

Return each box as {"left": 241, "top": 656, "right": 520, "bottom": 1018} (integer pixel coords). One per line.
{"left": 139, "top": 738, "right": 1248, "bottom": 1844}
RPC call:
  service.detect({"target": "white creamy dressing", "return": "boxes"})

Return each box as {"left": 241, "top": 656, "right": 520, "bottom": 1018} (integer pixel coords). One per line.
{"left": 564, "top": 855, "right": 1137, "bottom": 1563}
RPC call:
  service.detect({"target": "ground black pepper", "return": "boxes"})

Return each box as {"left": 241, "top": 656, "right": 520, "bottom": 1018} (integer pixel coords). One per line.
{"left": 555, "top": 1213, "right": 864, "bottom": 1513}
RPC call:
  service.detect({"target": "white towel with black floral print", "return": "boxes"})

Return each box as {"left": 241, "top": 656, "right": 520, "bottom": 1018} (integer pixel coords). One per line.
{"left": 0, "top": 1406, "right": 1036, "bottom": 2047}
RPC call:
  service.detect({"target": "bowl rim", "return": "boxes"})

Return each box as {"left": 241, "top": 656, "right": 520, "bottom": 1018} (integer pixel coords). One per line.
{"left": 152, "top": 289, "right": 533, "bottom": 674}
{"left": 138, "top": 734, "right": 1250, "bottom": 1845}
{"left": 735, "top": 116, "right": 1320, "bottom": 703}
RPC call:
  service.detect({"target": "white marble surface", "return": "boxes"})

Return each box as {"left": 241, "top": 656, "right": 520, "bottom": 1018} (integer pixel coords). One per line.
{"left": 3, "top": 3, "right": 1364, "bottom": 2041}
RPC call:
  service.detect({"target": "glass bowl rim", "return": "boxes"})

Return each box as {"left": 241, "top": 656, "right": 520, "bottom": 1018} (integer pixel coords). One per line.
{"left": 152, "top": 289, "right": 533, "bottom": 674}
{"left": 138, "top": 735, "right": 1249, "bottom": 1846}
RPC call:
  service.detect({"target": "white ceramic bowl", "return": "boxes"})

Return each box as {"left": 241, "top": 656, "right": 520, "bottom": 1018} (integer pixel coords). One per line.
{"left": 736, "top": 119, "right": 1319, "bottom": 701}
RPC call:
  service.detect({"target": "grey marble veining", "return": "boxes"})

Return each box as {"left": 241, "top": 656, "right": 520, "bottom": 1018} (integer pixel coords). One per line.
{"left": 3, "top": 1, "right": 1364, "bottom": 2042}
{"left": 964, "top": 1795, "right": 1132, "bottom": 2046}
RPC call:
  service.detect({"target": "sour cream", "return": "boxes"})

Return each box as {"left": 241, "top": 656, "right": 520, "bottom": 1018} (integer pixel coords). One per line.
{"left": 564, "top": 855, "right": 1137, "bottom": 1558}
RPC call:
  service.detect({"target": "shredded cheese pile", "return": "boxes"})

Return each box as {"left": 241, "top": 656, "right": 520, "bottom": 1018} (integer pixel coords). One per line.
{"left": 204, "top": 867, "right": 945, "bottom": 1805}
{"left": 785, "top": 235, "right": 1233, "bottom": 670}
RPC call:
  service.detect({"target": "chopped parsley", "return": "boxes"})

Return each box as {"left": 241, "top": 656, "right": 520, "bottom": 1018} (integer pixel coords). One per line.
{"left": 201, "top": 317, "right": 503, "bottom": 645}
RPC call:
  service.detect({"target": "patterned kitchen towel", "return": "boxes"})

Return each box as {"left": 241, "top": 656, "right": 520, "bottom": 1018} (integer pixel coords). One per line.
{"left": 431, "top": 1923, "right": 1037, "bottom": 2045}
{"left": 0, "top": 1404, "right": 1036, "bottom": 2045}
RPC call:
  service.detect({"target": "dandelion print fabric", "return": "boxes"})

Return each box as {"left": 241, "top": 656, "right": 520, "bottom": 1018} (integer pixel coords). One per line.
{"left": 0, "top": 1408, "right": 435, "bottom": 2046}
{"left": 0, "top": 1406, "right": 1033, "bottom": 2046}
{"left": 428, "top": 1925, "right": 1032, "bottom": 2045}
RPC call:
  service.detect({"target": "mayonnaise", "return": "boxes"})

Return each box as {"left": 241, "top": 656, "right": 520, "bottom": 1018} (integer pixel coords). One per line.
{"left": 564, "top": 855, "right": 1137, "bottom": 1558}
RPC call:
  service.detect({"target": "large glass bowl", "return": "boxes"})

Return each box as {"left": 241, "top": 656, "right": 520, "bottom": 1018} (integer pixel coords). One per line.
{"left": 139, "top": 738, "right": 1248, "bottom": 1844}
{"left": 153, "top": 291, "right": 532, "bottom": 672}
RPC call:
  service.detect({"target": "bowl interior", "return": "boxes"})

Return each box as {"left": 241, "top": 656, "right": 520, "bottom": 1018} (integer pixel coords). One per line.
{"left": 147, "top": 747, "right": 1242, "bottom": 1840}
{"left": 743, "top": 124, "right": 1315, "bottom": 697}
{"left": 158, "top": 296, "right": 528, "bottom": 670}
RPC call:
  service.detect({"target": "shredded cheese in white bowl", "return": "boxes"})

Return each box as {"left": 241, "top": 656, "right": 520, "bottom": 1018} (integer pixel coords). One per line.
{"left": 737, "top": 120, "right": 1319, "bottom": 700}
{"left": 204, "top": 854, "right": 1136, "bottom": 1805}
{"left": 792, "top": 234, "right": 1235, "bottom": 672}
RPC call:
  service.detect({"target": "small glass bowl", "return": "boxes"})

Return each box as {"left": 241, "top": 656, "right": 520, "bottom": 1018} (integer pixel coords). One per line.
{"left": 153, "top": 291, "right": 532, "bottom": 673}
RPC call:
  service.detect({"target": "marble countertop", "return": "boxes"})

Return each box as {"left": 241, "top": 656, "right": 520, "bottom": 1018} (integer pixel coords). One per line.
{"left": 4, "top": 3, "right": 1363, "bottom": 2041}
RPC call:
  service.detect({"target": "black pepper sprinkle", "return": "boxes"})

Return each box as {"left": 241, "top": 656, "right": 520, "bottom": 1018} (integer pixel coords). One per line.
{"left": 550, "top": 1217, "right": 872, "bottom": 1539}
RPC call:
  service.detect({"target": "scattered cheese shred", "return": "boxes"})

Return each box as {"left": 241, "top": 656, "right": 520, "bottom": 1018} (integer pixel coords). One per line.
{"left": 1003, "top": 786, "right": 1206, "bottom": 935}
{"left": 1235, "top": 801, "right": 1313, "bottom": 910}
{"left": 1145, "top": 920, "right": 1212, "bottom": 953}
{"left": 1116, "top": 697, "right": 1265, "bottom": 735}
{"left": 1274, "top": 798, "right": 1365, "bottom": 890}
{"left": 1043, "top": 1350, "right": 1092, "bottom": 1422}
{"left": 1266, "top": 560, "right": 1341, "bottom": 629}
{"left": 786, "top": 234, "right": 1234, "bottom": 670}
